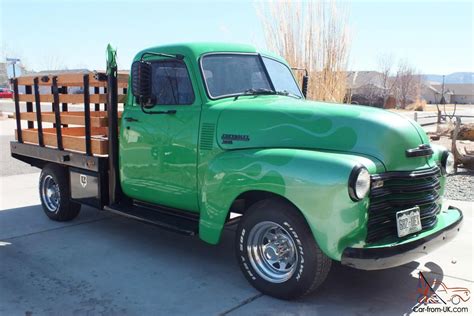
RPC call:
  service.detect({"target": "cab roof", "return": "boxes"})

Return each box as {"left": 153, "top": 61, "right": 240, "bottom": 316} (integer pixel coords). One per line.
{"left": 134, "top": 42, "right": 287, "bottom": 63}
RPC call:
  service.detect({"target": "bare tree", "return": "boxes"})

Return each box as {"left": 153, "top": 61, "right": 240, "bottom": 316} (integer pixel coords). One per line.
{"left": 40, "top": 55, "right": 67, "bottom": 71}
{"left": 377, "top": 54, "right": 396, "bottom": 106}
{"left": 257, "top": 0, "right": 350, "bottom": 103}
{"left": 394, "top": 60, "right": 420, "bottom": 109}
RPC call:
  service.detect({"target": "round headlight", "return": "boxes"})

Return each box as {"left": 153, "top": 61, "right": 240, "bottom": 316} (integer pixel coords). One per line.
{"left": 441, "top": 151, "right": 455, "bottom": 175}
{"left": 349, "top": 166, "right": 371, "bottom": 201}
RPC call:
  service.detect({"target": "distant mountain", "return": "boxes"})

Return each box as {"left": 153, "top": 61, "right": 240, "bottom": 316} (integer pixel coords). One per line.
{"left": 423, "top": 72, "right": 474, "bottom": 84}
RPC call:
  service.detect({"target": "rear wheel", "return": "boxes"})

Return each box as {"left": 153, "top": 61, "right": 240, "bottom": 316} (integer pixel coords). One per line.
{"left": 39, "top": 164, "right": 81, "bottom": 221}
{"left": 236, "top": 198, "right": 331, "bottom": 300}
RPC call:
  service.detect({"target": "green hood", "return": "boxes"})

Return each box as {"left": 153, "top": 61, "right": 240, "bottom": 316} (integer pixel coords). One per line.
{"left": 214, "top": 96, "right": 431, "bottom": 171}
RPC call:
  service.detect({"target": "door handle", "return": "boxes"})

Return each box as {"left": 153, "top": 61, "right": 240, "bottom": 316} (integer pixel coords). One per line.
{"left": 142, "top": 109, "right": 177, "bottom": 115}
{"left": 157, "top": 110, "right": 177, "bottom": 115}
{"left": 124, "top": 117, "right": 139, "bottom": 122}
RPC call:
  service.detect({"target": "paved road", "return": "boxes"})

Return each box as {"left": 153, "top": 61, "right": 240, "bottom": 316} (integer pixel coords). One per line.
{"left": 0, "top": 117, "right": 39, "bottom": 176}
{"left": 0, "top": 108, "right": 473, "bottom": 315}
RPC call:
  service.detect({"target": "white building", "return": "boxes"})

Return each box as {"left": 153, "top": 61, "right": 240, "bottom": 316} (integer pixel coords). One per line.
{"left": 422, "top": 83, "right": 474, "bottom": 104}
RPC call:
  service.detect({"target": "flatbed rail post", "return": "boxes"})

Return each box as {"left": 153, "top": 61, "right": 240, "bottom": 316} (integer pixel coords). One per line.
{"left": 61, "top": 86, "right": 68, "bottom": 112}
{"left": 52, "top": 76, "right": 63, "bottom": 150}
{"left": 12, "top": 78, "right": 23, "bottom": 143}
{"left": 94, "top": 87, "right": 100, "bottom": 111}
{"left": 83, "top": 74, "right": 92, "bottom": 156}
{"left": 25, "top": 85, "right": 34, "bottom": 128}
{"left": 106, "top": 45, "right": 123, "bottom": 204}
{"left": 33, "top": 77, "right": 44, "bottom": 147}
{"left": 61, "top": 86, "right": 68, "bottom": 127}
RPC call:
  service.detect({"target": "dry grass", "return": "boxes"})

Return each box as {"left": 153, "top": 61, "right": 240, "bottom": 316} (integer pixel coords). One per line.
{"left": 406, "top": 99, "right": 426, "bottom": 111}
{"left": 257, "top": 0, "right": 350, "bottom": 103}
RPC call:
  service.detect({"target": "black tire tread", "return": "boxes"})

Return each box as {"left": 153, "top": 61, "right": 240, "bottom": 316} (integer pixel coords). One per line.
{"left": 275, "top": 199, "right": 332, "bottom": 299}
{"left": 39, "top": 164, "right": 81, "bottom": 221}
{"left": 303, "top": 242, "right": 332, "bottom": 297}
{"left": 236, "top": 198, "right": 331, "bottom": 300}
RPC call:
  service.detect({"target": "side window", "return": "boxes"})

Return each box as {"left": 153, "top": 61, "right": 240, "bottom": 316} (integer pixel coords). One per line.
{"left": 151, "top": 60, "right": 195, "bottom": 105}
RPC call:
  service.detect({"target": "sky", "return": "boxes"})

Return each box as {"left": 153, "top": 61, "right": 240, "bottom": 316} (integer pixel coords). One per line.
{"left": 1, "top": 0, "right": 473, "bottom": 75}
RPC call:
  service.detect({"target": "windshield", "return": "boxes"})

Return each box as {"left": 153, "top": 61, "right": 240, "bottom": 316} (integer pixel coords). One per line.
{"left": 201, "top": 54, "right": 302, "bottom": 99}
{"left": 262, "top": 57, "right": 302, "bottom": 97}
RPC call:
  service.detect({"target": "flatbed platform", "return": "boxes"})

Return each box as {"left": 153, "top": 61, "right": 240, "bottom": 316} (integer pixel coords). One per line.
{"left": 12, "top": 71, "right": 129, "bottom": 156}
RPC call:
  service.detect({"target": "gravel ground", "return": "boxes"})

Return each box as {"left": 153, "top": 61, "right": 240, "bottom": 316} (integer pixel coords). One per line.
{"left": 444, "top": 168, "right": 474, "bottom": 201}
{"left": 430, "top": 135, "right": 474, "bottom": 202}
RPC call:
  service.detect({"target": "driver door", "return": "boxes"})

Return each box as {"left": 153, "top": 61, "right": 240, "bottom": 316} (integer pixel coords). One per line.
{"left": 119, "top": 58, "right": 201, "bottom": 212}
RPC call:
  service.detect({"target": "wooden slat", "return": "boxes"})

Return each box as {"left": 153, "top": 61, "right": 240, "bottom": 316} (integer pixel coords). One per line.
{"left": 17, "top": 73, "right": 104, "bottom": 87}
{"left": 16, "top": 72, "right": 129, "bottom": 88}
{"left": 18, "top": 94, "right": 127, "bottom": 104}
{"left": 16, "top": 111, "right": 123, "bottom": 127}
{"left": 16, "top": 127, "right": 108, "bottom": 155}
{"left": 61, "top": 126, "right": 107, "bottom": 136}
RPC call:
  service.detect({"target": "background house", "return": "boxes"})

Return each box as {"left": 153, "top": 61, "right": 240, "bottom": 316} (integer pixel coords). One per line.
{"left": 421, "top": 83, "right": 452, "bottom": 104}
{"left": 421, "top": 83, "right": 474, "bottom": 104}
{"left": 441, "top": 84, "right": 474, "bottom": 104}
{"left": 348, "top": 71, "right": 474, "bottom": 107}
{"left": 346, "top": 71, "right": 390, "bottom": 107}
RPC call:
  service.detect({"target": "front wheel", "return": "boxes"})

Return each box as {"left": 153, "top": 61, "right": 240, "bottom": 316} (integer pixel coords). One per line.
{"left": 236, "top": 199, "right": 331, "bottom": 300}
{"left": 39, "top": 164, "right": 81, "bottom": 221}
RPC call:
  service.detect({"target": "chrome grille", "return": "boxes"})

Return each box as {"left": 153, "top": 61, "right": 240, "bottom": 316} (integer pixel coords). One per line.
{"left": 367, "top": 166, "right": 442, "bottom": 243}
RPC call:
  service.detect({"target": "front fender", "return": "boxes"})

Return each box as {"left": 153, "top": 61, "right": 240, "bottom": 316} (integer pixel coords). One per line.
{"left": 198, "top": 148, "right": 382, "bottom": 260}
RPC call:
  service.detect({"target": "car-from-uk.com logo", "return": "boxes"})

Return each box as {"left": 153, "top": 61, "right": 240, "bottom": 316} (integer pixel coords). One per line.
{"left": 412, "top": 272, "right": 470, "bottom": 313}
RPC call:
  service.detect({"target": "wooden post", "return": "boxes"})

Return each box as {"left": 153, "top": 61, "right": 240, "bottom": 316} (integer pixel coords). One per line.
{"left": 61, "top": 86, "right": 68, "bottom": 128}
{"left": 33, "top": 77, "right": 44, "bottom": 147}
{"left": 52, "top": 77, "right": 63, "bottom": 150}
{"left": 83, "top": 74, "right": 92, "bottom": 156}
{"left": 94, "top": 87, "right": 100, "bottom": 111}
{"left": 13, "top": 79, "right": 23, "bottom": 143}
{"left": 25, "top": 85, "right": 34, "bottom": 128}
{"left": 61, "top": 86, "right": 68, "bottom": 112}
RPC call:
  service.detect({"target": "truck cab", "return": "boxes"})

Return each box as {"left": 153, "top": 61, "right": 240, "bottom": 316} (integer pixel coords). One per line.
{"left": 10, "top": 43, "right": 463, "bottom": 300}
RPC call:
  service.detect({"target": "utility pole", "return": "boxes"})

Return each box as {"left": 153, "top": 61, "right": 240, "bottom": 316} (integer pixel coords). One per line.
{"left": 437, "top": 75, "right": 446, "bottom": 123}
{"left": 441, "top": 75, "right": 445, "bottom": 101}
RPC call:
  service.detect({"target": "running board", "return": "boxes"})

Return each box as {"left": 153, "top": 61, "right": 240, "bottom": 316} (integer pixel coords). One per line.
{"left": 104, "top": 203, "right": 199, "bottom": 236}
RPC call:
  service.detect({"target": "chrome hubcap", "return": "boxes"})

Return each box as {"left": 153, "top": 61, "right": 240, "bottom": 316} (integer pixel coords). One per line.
{"left": 247, "top": 221, "right": 298, "bottom": 283}
{"left": 41, "top": 175, "right": 60, "bottom": 212}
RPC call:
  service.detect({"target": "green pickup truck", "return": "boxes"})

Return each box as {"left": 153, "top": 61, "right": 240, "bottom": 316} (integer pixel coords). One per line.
{"left": 11, "top": 43, "right": 463, "bottom": 300}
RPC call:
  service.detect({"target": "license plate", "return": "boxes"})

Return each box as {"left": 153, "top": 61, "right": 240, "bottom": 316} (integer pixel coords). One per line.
{"left": 396, "top": 206, "right": 422, "bottom": 238}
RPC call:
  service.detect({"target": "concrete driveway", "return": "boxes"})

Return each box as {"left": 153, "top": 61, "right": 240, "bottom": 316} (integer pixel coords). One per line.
{"left": 0, "top": 117, "right": 472, "bottom": 315}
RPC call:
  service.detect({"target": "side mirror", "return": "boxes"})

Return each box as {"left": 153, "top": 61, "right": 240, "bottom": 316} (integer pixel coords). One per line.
{"left": 131, "top": 60, "right": 152, "bottom": 105}
{"left": 302, "top": 75, "right": 309, "bottom": 98}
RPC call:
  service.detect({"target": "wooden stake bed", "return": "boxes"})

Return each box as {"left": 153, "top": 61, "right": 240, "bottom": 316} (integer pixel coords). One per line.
{"left": 17, "top": 127, "right": 109, "bottom": 155}
{"left": 16, "top": 72, "right": 129, "bottom": 88}
{"left": 17, "top": 93, "right": 127, "bottom": 104}
{"left": 16, "top": 111, "right": 123, "bottom": 128}
{"left": 13, "top": 71, "right": 129, "bottom": 156}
